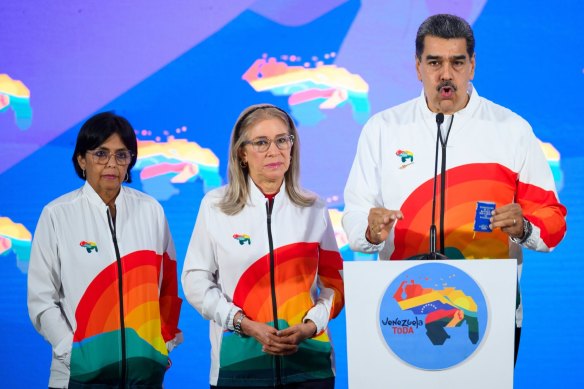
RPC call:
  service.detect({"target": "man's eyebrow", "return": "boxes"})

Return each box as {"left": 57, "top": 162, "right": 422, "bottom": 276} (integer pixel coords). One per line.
{"left": 424, "top": 54, "right": 468, "bottom": 61}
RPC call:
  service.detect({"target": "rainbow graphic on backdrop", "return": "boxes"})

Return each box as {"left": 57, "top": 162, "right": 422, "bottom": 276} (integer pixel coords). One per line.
{"left": 0, "top": 74, "right": 32, "bottom": 130}
{"left": 242, "top": 55, "right": 370, "bottom": 126}
{"left": 540, "top": 140, "right": 564, "bottom": 191}
{"left": 327, "top": 208, "right": 358, "bottom": 260}
{"left": 0, "top": 216, "right": 32, "bottom": 273}
{"left": 134, "top": 137, "right": 221, "bottom": 201}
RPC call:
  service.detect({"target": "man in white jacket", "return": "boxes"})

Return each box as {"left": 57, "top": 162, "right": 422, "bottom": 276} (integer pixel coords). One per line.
{"left": 342, "top": 14, "right": 566, "bottom": 364}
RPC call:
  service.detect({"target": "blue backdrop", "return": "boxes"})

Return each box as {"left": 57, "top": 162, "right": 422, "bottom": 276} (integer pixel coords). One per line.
{"left": 1, "top": 1, "right": 582, "bottom": 387}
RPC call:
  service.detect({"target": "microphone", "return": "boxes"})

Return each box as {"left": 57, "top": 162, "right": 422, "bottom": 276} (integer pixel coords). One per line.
{"left": 438, "top": 114, "right": 450, "bottom": 256}
{"left": 431, "top": 113, "right": 445, "bottom": 257}
{"left": 407, "top": 113, "right": 448, "bottom": 260}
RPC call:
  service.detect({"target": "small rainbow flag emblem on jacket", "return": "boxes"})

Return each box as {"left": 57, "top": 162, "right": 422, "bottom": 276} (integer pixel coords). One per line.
{"left": 80, "top": 241, "right": 98, "bottom": 253}
{"left": 233, "top": 234, "right": 251, "bottom": 245}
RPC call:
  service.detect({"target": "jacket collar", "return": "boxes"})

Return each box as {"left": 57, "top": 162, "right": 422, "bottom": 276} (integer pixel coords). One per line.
{"left": 248, "top": 177, "right": 285, "bottom": 208}
{"left": 81, "top": 181, "right": 125, "bottom": 209}
{"left": 419, "top": 83, "right": 480, "bottom": 136}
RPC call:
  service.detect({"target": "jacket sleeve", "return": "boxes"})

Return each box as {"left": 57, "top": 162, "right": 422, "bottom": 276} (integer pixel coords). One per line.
{"left": 515, "top": 122, "right": 567, "bottom": 251}
{"left": 304, "top": 207, "right": 345, "bottom": 334}
{"left": 159, "top": 210, "right": 183, "bottom": 352}
{"left": 27, "top": 206, "right": 73, "bottom": 365}
{"left": 181, "top": 197, "right": 239, "bottom": 330}
{"left": 342, "top": 116, "right": 386, "bottom": 253}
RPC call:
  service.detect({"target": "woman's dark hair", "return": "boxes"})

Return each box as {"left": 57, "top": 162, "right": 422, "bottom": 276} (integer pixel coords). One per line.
{"left": 72, "top": 111, "right": 138, "bottom": 182}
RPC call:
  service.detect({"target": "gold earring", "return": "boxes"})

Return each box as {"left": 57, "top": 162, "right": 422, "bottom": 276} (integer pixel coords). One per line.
{"left": 240, "top": 160, "right": 248, "bottom": 168}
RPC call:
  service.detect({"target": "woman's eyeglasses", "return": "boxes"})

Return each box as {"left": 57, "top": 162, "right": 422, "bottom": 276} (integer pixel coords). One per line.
{"left": 86, "top": 150, "right": 134, "bottom": 165}
{"left": 242, "top": 135, "right": 294, "bottom": 153}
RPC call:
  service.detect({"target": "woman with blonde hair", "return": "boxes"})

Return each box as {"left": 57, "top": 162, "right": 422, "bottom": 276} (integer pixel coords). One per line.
{"left": 182, "top": 104, "right": 344, "bottom": 388}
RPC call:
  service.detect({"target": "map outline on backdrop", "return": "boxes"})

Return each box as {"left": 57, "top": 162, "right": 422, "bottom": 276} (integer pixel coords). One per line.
{"left": 0, "top": 0, "right": 581, "bottom": 387}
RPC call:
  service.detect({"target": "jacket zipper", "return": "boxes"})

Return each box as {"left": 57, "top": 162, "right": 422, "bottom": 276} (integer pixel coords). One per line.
{"left": 107, "top": 208, "right": 127, "bottom": 388}
{"left": 265, "top": 198, "right": 282, "bottom": 386}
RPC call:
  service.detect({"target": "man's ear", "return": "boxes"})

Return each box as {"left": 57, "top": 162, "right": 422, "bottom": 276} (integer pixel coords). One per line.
{"left": 469, "top": 53, "right": 476, "bottom": 80}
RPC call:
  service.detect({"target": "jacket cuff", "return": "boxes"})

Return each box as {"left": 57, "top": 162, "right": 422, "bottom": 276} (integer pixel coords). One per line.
{"left": 53, "top": 332, "right": 73, "bottom": 369}
{"left": 303, "top": 308, "right": 327, "bottom": 335}
{"left": 522, "top": 222, "right": 543, "bottom": 250}
{"left": 226, "top": 305, "right": 242, "bottom": 331}
{"left": 166, "top": 331, "right": 184, "bottom": 352}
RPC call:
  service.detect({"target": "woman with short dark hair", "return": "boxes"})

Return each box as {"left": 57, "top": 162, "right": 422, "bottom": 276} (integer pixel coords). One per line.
{"left": 28, "top": 111, "right": 183, "bottom": 389}
{"left": 71, "top": 112, "right": 138, "bottom": 182}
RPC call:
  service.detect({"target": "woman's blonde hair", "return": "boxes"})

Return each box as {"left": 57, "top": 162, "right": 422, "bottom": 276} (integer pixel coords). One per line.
{"left": 218, "top": 104, "right": 315, "bottom": 215}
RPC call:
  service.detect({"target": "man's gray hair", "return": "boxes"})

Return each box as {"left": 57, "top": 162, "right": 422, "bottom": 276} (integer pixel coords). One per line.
{"left": 415, "top": 14, "right": 475, "bottom": 59}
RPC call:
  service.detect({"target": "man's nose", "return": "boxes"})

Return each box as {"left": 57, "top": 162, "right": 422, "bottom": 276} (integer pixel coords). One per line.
{"left": 441, "top": 63, "right": 453, "bottom": 80}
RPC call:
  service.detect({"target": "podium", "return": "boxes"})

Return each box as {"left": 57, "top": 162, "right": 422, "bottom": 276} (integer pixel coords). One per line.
{"left": 344, "top": 259, "right": 517, "bottom": 389}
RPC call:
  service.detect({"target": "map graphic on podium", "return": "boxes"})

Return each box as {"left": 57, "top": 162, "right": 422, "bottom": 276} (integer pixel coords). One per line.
{"left": 378, "top": 263, "right": 488, "bottom": 370}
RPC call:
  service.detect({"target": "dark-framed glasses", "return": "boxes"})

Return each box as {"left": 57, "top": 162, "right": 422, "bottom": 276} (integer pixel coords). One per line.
{"left": 243, "top": 134, "right": 295, "bottom": 153}
{"left": 86, "top": 150, "right": 134, "bottom": 165}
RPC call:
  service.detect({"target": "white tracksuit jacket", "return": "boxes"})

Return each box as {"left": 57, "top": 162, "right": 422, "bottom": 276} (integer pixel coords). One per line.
{"left": 182, "top": 181, "right": 344, "bottom": 387}
{"left": 343, "top": 86, "right": 567, "bottom": 327}
{"left": 27, "top": 182, "right": 182, "bottom": 388}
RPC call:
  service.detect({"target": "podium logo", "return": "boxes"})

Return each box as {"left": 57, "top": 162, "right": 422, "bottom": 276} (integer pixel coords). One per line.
{"left": 378, "top": 263, "right": 488, "bottom": 370}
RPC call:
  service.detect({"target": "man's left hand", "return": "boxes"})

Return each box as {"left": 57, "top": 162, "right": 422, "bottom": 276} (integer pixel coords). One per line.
{"left": 490, "top": 203, "right": 523, "bottom": 238}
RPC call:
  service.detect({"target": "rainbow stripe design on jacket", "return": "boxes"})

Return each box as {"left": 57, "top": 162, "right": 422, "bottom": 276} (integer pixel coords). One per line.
{"left": 69, "top": 250, "right": 181, "bottom": 386}
{"left": 217, "top": 242, "right": 344, "bottom": 386}
{"left": 392, "top": 163, "right": 567, "bottom": 259}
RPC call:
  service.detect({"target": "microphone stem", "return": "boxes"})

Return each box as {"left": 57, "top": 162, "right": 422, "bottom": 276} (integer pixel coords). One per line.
{"left": 440, "top": 143, "right": 447, "bottom": 255}
{"left": 438, "top": 116, "right": 454, "bottom": 255}
{"left": 430, "top": 119, "right": 441, "bottom": 254}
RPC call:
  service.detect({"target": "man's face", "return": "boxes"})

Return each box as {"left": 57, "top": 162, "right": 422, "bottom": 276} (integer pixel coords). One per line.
{"left": 416, "top": 36, "right": 476, "bottom": 114}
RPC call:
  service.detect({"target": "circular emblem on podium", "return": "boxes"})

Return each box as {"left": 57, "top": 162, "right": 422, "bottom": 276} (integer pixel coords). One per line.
{"left": 378, "top": 262, "right": 488, "bottom": 370}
